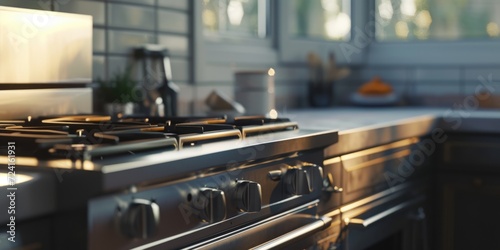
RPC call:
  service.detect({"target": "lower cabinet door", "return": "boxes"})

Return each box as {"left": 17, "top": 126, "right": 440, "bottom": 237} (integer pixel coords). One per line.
{"left": 439, "top": 173, "right": 500, "bottom": 250}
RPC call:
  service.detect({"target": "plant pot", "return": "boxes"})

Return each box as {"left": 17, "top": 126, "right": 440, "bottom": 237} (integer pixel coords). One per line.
{"left": 104, "top": 102, "right": 137, "bottom": 115}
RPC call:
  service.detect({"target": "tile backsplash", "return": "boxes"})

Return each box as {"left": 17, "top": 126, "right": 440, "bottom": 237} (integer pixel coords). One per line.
{"left": 0, "top": 0, "right": 193, "bottom": 114}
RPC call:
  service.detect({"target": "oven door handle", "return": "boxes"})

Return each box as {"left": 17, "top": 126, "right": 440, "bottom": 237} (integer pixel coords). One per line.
{"left": 347, "top": 195, "right": 425, "bottom": 229}
{"left": 250, "top": 216, "right": 332, "bottom": 250}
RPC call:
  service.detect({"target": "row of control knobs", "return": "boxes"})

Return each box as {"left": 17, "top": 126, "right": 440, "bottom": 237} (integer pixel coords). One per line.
{"left": 118, "top": 163, "right": 324, "bottom": 239}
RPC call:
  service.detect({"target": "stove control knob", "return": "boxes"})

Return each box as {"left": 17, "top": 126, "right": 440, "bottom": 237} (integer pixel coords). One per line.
{"left": 235, "top": 180, "right": 262, "bottom": 212}
{"left": 119, "top": 199, "right": 160, "bottom": 239}
{"left": 285, "top": 163, "right": 322, "bottom": 195}
{"left": 198, "top": 187, "right": 226, "bottom": 223}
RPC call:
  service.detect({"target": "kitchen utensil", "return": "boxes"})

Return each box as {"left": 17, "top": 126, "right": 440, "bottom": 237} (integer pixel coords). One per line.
{"left": 133, "top": 44, "right": 179, "bottom": 117}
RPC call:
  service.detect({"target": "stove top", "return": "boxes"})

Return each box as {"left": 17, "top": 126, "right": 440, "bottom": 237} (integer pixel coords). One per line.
{"left": 0, "top": 114, "right": 337, "bottom": 192}
{"left": 0, "top": 114, "right": 298, "bottom": 162}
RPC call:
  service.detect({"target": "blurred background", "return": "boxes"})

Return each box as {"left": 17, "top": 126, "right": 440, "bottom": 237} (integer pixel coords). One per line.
{"left": 2, "top": 0, "right": 500, "bottom": 115}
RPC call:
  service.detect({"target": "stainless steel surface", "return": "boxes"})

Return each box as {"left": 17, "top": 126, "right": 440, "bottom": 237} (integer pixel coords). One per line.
{"left": 0, "top": 6, "right": 92, "bottom": 84}
{"left": 339, "top": 138, "right": 421, "bottom": 205}
{"left": 326, "top": 117, "right": 435, "bottom": 157}
{"left": 0, "top": 88, "right": 92, "bottom": 119}
{"left": 0, "top": 171, "right": 56, "bottom": 222}
{"left": 287, "top": 109, "right": 439, "bottom": 157}
{"left": 181, "top": 200, "right": 322, "bottom": 250}
{"left": 87, "top": 154, "right": 327, "bottom": 250}
{"left": 340, "top": 183, "right": 429, "bottom": 250}
{"left": 289, "top": 108, "right": 500, "bottom": 158}
{"left": 250, "top": 216, "right": 332, "bottom": 250}
{"left": 312, "top": 121, "right": 436, "bottom": 248}
{"left": 70, "top": 129, "right": 337, "bottom": 191}
{"left": 340, "top": 181, "right": 411, "bottom": 213}
{"left": 0, "top": 128, "right": 338, "bottom": 191}
{"left": 347, "top": 195, "right": 426, "bottom": 228}
{"left": 234, "top": 70, "right": 275, "bottom": 116}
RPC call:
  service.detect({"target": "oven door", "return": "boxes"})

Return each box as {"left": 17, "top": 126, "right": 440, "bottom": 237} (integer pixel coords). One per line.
{"left": 340, "top": 191, "right": 429, "bottom": 250}
{"left": 182, "top": 200, "right": 332, "bottom": 250}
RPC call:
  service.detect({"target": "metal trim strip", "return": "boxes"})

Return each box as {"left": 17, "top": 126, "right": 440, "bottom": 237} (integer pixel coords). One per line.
{"left": 340, "top": 138, "right": 419, "bottom": 161}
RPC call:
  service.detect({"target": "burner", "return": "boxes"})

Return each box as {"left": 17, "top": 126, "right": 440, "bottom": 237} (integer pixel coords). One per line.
{"left": 0, "top": 114, "right": 298, "bottom": 162}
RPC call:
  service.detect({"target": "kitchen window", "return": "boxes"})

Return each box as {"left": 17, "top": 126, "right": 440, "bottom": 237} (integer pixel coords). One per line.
{"left": 278, "top": 0, "right": 367, "bottom": 64}
{"left": 289, "top": 0, "right": 351, "bottom": 41}
{"left": 194, "top": 0, "right": 276, "bottom": 82}
{"left": 375, "top": 0, "right": 500, "bottom": 41}
{"left": 368, "top": 0, "right": 500, "bottom": 65}
{"left": 202, "top": 0, "right": 268, "bottom": 39}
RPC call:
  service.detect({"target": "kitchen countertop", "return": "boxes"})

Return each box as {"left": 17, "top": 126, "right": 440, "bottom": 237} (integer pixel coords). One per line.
{"left": 286, "top": 107, "right": 500, "bottom": 157}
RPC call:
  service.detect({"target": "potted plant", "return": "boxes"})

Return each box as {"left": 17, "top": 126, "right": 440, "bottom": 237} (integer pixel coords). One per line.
{"left": 97, "top": 67, "right": 138, "bottom": 115}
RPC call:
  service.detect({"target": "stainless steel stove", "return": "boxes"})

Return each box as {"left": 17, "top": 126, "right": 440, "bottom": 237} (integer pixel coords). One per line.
{"left": 0, "top": 6, "right": 338, "bottom": 250}
{"left": 0, "top": 114, "right": 337, "bottom": 249}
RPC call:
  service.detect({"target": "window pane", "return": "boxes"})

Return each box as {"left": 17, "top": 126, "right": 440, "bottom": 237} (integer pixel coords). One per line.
{"left": 202, "top": 0, "right": 267, "bottom": 38}
{"left": 375, "top": 0, "right": 500, "bottom": 41}
{"left": 289, "top": 0, "right": 351, "bottom": 41}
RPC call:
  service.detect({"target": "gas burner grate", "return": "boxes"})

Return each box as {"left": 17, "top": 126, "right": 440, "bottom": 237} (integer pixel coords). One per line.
{"left": 0, "top": 114, "right": 298, "bottom": 162}
{"left": 49, "top": 136, "right": 178, "bottom": 161}
{"left": 230, "top": 116, "right": 299, "bottom": 138}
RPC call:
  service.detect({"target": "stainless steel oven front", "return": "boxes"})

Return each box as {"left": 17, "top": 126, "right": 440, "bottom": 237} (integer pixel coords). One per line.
{"left": 87, "top": 148, "right": 332, "bottom": 249}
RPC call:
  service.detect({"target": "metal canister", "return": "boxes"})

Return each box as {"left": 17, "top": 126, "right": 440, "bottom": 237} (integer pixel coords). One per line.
{"left": 234, "top": 68, "right": 276, "bottom": 117}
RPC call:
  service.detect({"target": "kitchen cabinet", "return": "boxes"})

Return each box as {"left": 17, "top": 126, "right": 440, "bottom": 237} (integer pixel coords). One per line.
{"left": 436, "top": 133, "right": 500, "bottom": 250}
{"left": 438, "top": 173, "right": 500, "bottom": 250}
{"left": 317, "top": 137, "right": 432, "bottom": 250}
{"left": 339, "top": 138, "right": 431, "bottom": 250}
{"left": 289, "top": 108, "right": 500, "bottom": 249}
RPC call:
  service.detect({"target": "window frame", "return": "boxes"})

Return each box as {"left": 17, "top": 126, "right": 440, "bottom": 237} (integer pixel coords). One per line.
{"left": 367, "top": 0, "right": 500, "bottom": 66}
